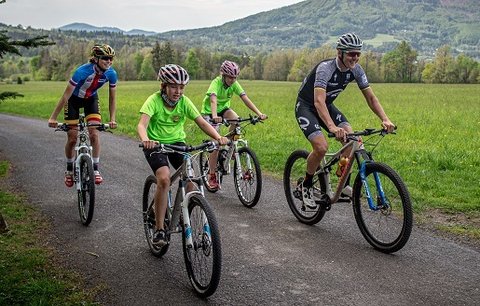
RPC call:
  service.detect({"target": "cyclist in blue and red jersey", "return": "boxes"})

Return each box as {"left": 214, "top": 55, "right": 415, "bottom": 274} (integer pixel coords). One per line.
{"left": 48, "top": 44, "right": 118, "bottom": 187}
{"left": 295, "top": 33, "right": 395, "bottom": 209}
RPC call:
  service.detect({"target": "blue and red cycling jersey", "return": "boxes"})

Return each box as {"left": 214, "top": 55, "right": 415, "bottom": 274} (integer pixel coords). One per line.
{"left": 69, "top": 63, "right": 118, "bottom": 99}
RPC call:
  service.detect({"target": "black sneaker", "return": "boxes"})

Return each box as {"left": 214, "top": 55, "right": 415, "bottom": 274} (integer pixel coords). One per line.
{"left": 152, "top": 229, "right": 167, "bottom": 246}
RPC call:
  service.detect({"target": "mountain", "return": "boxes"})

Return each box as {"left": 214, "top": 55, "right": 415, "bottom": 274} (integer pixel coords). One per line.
{"left": 59, "top": 23, "right": 157, "bottom": 36}
{"left": 153, "top": 0, "right": 480, "bottom": 57}
{"left": 48, "top": 0, "right": 480, "bottom": 58}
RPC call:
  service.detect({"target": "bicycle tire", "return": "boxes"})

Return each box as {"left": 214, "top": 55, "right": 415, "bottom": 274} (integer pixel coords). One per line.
{"left": 182, "top": 194, "right": 222, "bottom": 298}
{"left": 199, "top": 151, "right": 220, "bottom": 193}
{"left": 142, "top": 175, "right": 170, "bottom": 257}
{"left": 233, "top": 147, "right": 262, "bottom": 208}
{"left": 77, "top": 155, "right": 95, "bottom": 226}
{"left": 352, "top": 162, "right": 413, "bottom": 253}
{"left": 283, "top": 150, "right": 326, "bottom": 225}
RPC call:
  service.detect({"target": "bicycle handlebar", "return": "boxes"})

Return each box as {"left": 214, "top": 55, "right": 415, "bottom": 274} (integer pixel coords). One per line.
{"left": 139, "top": 140, "right": 220, "bottom": 153}
{"left": 54, "top": 122, "right": 110, "bottom": 132}
{"left": 211, "top": 114, "right": 263, "bottom": 127}
{"left": 327, "top": 127, "right": 397, "bottom": 139}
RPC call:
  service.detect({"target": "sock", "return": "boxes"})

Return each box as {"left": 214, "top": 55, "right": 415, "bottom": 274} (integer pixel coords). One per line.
{"left": 66, "top": 158, "right": 74, "bottom": 171}
{"left": 93, "top": 157, "right": 100, "bottom": 171}
{"left": 304, "top": 172, "right": 314, "bottom": 188}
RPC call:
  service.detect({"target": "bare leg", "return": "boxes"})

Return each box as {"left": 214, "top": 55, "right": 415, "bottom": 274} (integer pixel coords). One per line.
{"left": 154, "top": 166, "right": 170, "bottom": 231}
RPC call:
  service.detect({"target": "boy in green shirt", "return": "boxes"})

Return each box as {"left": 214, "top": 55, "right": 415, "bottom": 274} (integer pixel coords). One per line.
{"left": 201, "top": 60, "right": 267, "bottom": 190}
{"left": 138, "top": 64, "right": 228, "bottom": 246}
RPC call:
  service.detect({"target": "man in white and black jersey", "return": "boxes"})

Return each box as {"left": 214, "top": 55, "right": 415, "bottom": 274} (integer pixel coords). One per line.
{"left": 294, "top": 32, "right": 396, "bottom": 209}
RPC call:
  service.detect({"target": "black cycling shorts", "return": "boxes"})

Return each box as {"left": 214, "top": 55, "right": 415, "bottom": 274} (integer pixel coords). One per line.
{"left": 294, "top": 99, "right": 350, "bottom": 140}
{"left": 64, "top": 95, "right": 101, "bottom": 124}
{"left": 143, "top": 142, "right": 185, "bottom": 173}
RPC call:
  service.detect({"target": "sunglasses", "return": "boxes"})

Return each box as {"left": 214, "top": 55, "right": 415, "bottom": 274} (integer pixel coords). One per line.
{"left": 346, "top": 51, "right": 361, "bottom": 57}
{"left": 100, "top": 56, "right": 113, "bottom": 61}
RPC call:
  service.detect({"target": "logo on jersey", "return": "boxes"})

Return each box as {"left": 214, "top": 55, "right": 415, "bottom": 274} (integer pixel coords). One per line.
{"left": 298, "top": 117, "right": 310, "bottom": 131}
{"left": 172, "top": 115, "right": 181, "bottom": 122}
{"left": 336, "top": 114, "right": 343, "bottom": 122}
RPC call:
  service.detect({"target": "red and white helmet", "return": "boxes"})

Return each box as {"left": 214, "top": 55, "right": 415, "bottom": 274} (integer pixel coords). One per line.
{"left": 220, "top": 60, "right": 240, "bottom": 77}
{"left": 157, "top": 64, "right": 189, "bottom": 85}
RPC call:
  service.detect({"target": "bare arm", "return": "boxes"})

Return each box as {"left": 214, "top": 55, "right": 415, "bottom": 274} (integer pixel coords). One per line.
{"left": 209, "top": 94, "right": 222, "bottom": 123}
{"left": 137, "top": 113, "right": 157, "bottom": 149}
{"left": 361, "top": 87, "right": 395, "bottom": 132}
{"left": 240, "top": 94, "right": 267, "bottom": 119}
{"left": 108, "top": 86, "right": 117, "bottom": 128}
{"left": 314, "top": 87, "right": 346, "bottom": 141}
{"left": 48, "top": 83, "right": 75, "bottom": 127}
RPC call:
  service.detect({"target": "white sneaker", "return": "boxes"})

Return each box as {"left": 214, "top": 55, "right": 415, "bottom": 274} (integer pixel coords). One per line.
{"left": 341, "top": 185, "right": 352, "bottom": 198}
{"left": 302, "top": 185, "right": 318, "bottom": 209}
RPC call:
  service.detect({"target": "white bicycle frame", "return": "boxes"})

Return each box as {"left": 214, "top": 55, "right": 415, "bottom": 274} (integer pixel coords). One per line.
{"left": 73, "top": 127, "right": 94, "bottom": 191}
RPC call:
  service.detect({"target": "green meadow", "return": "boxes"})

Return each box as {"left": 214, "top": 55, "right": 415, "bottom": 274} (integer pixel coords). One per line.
{"left": 1, "top": 81, "right": 479, "bottom": 218}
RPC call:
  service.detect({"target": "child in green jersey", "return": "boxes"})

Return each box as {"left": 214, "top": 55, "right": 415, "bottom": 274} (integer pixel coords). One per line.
{"left": 201, "top": 60, "right": 268, "bottom": 190}
{"left": 138, "top": 64, "right": 228, "bottom": 246}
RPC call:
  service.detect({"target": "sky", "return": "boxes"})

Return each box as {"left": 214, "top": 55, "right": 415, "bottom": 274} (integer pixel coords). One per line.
{"left": 1, "top": 0, "right": 305, "bottom": 33}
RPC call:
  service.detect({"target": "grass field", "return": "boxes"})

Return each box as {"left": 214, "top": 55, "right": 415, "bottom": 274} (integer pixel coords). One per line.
{"left": 1, "top": 81, "right": 479, "bottom": 219}
{"left": 0, "top": 160, "right": 99, "bottom": 305}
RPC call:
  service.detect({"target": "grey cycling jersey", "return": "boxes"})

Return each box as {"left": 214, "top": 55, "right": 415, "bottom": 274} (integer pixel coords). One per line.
{"left": 297, "top": 58, "right": 369, "bottom": 105}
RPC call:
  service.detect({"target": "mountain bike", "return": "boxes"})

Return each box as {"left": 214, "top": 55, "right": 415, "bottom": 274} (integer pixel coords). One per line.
{"left": 283, "top": 128, "right": 413, "bottom": 253}
{"left": 199, "top": 115, "right": 263, "bottom": 208}
{"left": 54, "top": 114, "right": 109, "bottom": 226}
{"left": 141, "top": 141, "right": 222, "bottom": 298}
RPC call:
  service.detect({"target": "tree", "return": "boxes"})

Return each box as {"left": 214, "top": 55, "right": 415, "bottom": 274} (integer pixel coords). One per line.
{"left": 381, "top": 41, "right": 417, "bottom": 82}
{"left": 0, "top": 0, "right": 54, "bottom": 232}
{"left": 138, "top": 53, "right": 155, "bottom": 80}
{"left": 183, "top": 48, "right": 200, "bottom": 79}
{"left": 151, "top": 41, "right": 162, "bottom": 74}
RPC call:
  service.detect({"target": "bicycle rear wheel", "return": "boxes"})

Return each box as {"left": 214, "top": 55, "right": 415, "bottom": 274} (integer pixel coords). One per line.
{"left": 199, "top": 151, "right": 220, "bottom": 193}
{"left": 352, "top": 162, "right": 413, "bottom": 253}
{"left": 182, "top": 194, "right": 221, "bottom": 298}
{"left": 78, "top": 155, "right": 95, "bottom": 226}
{"left": 283, "top": 150, "right": 326, "bottom": 225}
{"left": 233, "top": 147, "right": 262, "bottom": 208}
{"left": 142, "top": 175, "right": 170, "bottom": 257}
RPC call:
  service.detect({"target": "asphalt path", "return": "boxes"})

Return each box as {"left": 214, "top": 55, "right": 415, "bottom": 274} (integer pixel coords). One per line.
{"left": 1, "top": 113, "right": 479, "bottom": 305}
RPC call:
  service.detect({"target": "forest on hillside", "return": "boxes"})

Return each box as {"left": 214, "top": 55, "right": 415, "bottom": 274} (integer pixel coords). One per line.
{"left": 0, "top": 23, "right": 479, "bottom": 84}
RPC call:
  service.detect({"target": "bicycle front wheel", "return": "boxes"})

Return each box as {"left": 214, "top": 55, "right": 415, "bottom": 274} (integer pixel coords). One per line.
{"left": 183, "top": 194, "right": 221, "bottom": 298}
{"left": 77, "top": 155, "right": 95, "bottom": 226}
{"left": 233, "top": 147, "right": 262, "bottom": 208}
{"left": 142, "top": 175, "right": 170, "bottom": 257}
{"left": 283, "top": 150, "right": 326, "bottom": 225}
{"left": 352, "top": 162, "right": 413, "bottom": 253}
